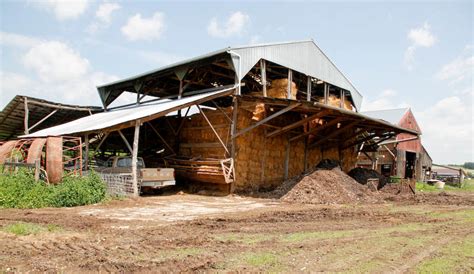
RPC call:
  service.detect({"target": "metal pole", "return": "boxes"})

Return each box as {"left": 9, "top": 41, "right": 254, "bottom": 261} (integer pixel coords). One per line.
{"left": 261, "top": 59, "right": 267, "bottom": 97}
{"left": 287, "top": 69, "right": 292, "bottom": 99}
{"left": 84, "top": 134, "right": 89, "bottom": 171}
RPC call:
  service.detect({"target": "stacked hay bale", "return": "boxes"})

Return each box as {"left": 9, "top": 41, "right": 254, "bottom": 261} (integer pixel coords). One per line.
{"left": 252, "top": 78, "right": 297, "bottom": 121}
{"left": 318, "top": 95, "right": 353, "bottom": 110}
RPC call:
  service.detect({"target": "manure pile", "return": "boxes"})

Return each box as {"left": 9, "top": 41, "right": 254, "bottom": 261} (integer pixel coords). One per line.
{"left": 271, "top": 167, "right": 377, "bottom": 204}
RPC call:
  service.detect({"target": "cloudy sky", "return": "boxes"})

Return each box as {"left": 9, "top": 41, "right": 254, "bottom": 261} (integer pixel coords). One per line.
{"left": 0, "top": 0, "right": 472, "bottom": 164}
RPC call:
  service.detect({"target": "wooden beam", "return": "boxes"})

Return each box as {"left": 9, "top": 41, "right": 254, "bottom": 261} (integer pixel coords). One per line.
{"left": 84, "top": 134, "right": 89, "bottom": 171}
{"left": 23, "top": 97, "right": 29, "bottom": 135}
{"left": 197, "top": 105, "right": 230, "bottom": 155}
{"left": 324, "top": 83, "right": 329, "bottom": 105}
{"left": 118, "top": 130, "right": 133, "bottom": 154}
{"left": 290, "top": 117, "right": 345, "bottom": 142}
{"left": 147, "top": 122, "right": 176, "bottom": 155}
{"left": 28, "top": 109, "right": 58, "bottom": 132}
{"left": 309, "top": 120, "right": 362, "bottom": 148}
{"left": 261, "top": 59, "right": 267, "bottom": 97}
{"left": 27, "top": 98, "right": 98, "bottom": 112}
{"left": 266, "top": 109, "right": 331, "bottom": 138}
{"left": 284, "top": 135, "right": 290, "bottom": 180}
{"left": 93, "top": 132, "right": 109, "bottom": 155}
{"left": 230, "top": 98, "right": 238, "bottom": 193}
{"left": 131, "top": 120, "right": 141, "bottom": 197}
{"left": 232, "top": 103, "right": 301, "bottom": 139}
{"left": 287, "top": 69, "right": 293, "bottom": 99}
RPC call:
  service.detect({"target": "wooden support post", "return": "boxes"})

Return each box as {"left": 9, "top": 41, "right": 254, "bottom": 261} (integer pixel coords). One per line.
{"left": 84, "top": 134, "right": 89, "bottom": 171}
{"left": 304, "top": 136, "right": 309, "bottom": 172}
{"left": 230, "top": 97, "right": 238, "bottom": 193}
{"left": 340, "top": 89, "right": 345, "bottom": 108}
{"left": 260, "top": 59, "right": 267, "bottom": 97}
{"left": 34, "top": 159, "right": 40, "bottom": 182}
{"left": 324, "top": 83, "right": 329, "bottom": 105}
{"left": 287, "top": 69, "right": 293, "bottom": 99}
{"left": 28, "top": 109, "right": 58, "bottom": 132}
{"left": 147, "top": 122, "right": 176, "bottom": 155}
{"left": 131, "top": 120, "right": 141, "bottom": 197}
{"left": 307, "top": 76, "right": 312, "bottom": 102}
{"left": 284, "top": 135, "right": 290, "bottom": 180}
{"left": 233, "top": 103, "right": 300, "bottom": 139}
{"left": 23, "top": 97, "right": 29, "bottom": 135}
{"left": 118, "top": 130, "right": 133, "bottom": 154}
{"left": 198, "top": 105, "right": 230, "bottom": 155}
{"left": 93, "top": 132, "right": 109, "bottom": 155}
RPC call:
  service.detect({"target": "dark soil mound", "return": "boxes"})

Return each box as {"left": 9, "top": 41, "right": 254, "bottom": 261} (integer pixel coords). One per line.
{"left": 269, "top": 167, "right": 377, "bottom": 204}
{"left": 348, "top": 167, "right": 388, "bottom": 189}
{"left": 316, "top": 159, "right": 340, "bottom": 170}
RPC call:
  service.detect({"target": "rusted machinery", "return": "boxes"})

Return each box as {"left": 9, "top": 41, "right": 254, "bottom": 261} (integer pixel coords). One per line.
{"left": 0, "top": 136, "right": 82, "bottom": 184}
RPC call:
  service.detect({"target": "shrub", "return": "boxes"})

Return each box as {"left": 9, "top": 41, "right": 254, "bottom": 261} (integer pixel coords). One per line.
{"left": 0, "top": 169, "right": 107, "bottom": 209}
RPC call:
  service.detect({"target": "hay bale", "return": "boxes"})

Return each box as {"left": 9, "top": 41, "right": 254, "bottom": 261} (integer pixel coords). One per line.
{"left": 267, "top": 78, "right": 297, "bottom": 100}
{"left": 318, "top": 95, "right": 353, "bottom": 110}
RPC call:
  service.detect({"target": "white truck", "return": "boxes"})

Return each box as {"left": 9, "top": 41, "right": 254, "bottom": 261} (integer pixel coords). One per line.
{"left": 96, "top": 156, "right": 175, "bottom": 191}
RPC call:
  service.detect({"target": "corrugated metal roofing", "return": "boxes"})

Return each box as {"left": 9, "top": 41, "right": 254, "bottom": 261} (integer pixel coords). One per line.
{"left": 361, "top": 108, "right": 409, "bottom": 125}
{"left": 98, "top": 40, "right": 364, "bottom": 110}
{"left": 22, "top": 87, "right": 234, "bottom": 138}
{"left": 0, "top": 95, "right": 102, "bottom": 140}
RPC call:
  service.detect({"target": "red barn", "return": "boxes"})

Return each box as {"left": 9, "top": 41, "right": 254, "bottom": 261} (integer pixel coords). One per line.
{"left": 357, "top": 108, "right": 432, "bottom": 181}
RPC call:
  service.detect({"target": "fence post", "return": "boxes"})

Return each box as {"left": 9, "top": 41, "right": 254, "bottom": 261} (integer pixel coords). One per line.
{"left": 34, "top": 159, "right": 40, "bottom": 182}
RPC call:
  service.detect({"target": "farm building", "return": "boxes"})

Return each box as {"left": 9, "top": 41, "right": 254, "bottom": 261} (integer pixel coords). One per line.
{"left": 356, "top": 108, "right": 432, "bottom": 181}
{"left": 1, "top": 40, "right": 418, "bottom": 195}
{"left": 0, "top": 95, "right": 102, "bottom": 140}
{"left": 431, "top": 164, "right": 466, "bottom": 186}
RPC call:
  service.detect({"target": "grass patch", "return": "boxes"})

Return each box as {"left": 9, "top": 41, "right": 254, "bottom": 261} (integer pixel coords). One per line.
{"left": 214, "top": 233, "right": 274, "bottom": 244}
{"left": 0, "top": 169, "right": 106, "bottom": 208}
{"left": 243, "top": 252, "right": 280, "bottom": 267}
{"left": 416, "top": 179, "right": 474, "bottom": 192}
{"left": 416, "top": 236, "right": 474, "bottom": 273}
{"left": 2, "top": 222, "right": 62, "bottom": 236}
{"left": 282, "top": 230, "right": 354, "bottom": 242}
{"left": 430, "top": 209, "right": 474, "bottom": 223}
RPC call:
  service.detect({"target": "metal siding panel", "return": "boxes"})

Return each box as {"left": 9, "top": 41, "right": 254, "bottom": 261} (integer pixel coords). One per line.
{"left": 234, "top": 41, "right": 363, "bottom": 110}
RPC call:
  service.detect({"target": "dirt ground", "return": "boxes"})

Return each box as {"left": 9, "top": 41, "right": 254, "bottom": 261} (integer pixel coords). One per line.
{"left": 1, "top": 192, "right": 473, "bottom": 272}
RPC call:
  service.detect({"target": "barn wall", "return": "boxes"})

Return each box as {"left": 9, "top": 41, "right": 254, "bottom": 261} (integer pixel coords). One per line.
{"left": 397, "top": 110, "right": 421, "bottom": 153}
{"left": 233, "top": 107, "right": 358, "bottom": 191}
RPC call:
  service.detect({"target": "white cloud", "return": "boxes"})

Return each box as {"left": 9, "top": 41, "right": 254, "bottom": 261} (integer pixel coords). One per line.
{"left": 1, "top": 33, "right": 118, "bottom": 108}
{"left": 404, "top": 22, "right": 437, "bottom": 70}
{"left": 33, "top": 0, "right": 90, "bottom": 20}
{"left": 0, "top": 31, "right": 42, "bottom": 48}
{"left": 22, "top": 41, "right": 90, "bottom": 83}
{"left": 436, "top": 55, "right": 473, "bottom": 85}
{"left": 415, "top": 95, "right": 473, "bottom": 164}
{"left": 361, "top": 89, "right": 408, "bottom": 111}
{"left": 207, "top": 11, "right": 250, "bottom": 38}
{"left": 87, "top": 2, "right": 121, "bottom": 33}
{"left": 121, "top": 12, "right": 165, "bottom": 41}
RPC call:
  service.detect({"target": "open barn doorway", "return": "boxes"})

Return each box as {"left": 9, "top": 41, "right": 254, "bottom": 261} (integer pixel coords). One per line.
{"left": 405, "top": 151, "right": 416, "bottom": 179}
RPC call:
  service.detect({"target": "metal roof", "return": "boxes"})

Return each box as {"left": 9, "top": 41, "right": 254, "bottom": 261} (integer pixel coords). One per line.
{"left": 21, "top": 87, "right": 235, "bottom": 138}
{"left": 0, "top": 95, "right": 102, "bottom": 140}
{"left": 98, "top": 40, "right": 364, "bottom": 110}
{"left": 361, "top": 108, "right": 409, "bottom": 125}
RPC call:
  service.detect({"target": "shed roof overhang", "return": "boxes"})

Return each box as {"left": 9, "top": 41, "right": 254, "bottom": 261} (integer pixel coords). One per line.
{"left": 0, "top": 95, "right": 102, "bottom": 140}
{"left": 21, "top": 86, "right": 235, "bottom": 138}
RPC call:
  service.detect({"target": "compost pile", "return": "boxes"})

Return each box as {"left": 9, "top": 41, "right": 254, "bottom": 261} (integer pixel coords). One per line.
{"left": 270, "top": 163, "right": 377, "bottom": 204}
{"left": 348, "top": 167, "right": 388, "bottom": 189}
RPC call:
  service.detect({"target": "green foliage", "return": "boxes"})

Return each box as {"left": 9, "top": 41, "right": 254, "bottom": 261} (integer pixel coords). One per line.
{"left": 0, "top": 169, "right": 106, "bottom": 209}
{"left": 463, "top": 162, "right": 474, "bottom": 169}
{"left": 2, "top": 222, "right": 62, "bottom": 236}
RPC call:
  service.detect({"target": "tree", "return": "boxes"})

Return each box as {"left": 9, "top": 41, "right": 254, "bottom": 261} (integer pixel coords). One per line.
{"left": 463, "top": 162, "right": 474, "bottom": 169}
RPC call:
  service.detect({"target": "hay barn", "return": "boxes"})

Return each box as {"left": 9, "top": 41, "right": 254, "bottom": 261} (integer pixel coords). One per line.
{"left": 4, "top": 40, "right": 419, "bottom": 195}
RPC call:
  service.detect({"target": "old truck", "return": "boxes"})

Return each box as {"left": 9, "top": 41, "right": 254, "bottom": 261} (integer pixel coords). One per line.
{"left": 96, "top": 156, "right": 175, "bottom": 191}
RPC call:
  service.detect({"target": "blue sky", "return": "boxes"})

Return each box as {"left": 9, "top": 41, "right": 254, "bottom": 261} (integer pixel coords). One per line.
{"left": 0, "top": 0, "right": 472, "bottom": 164}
